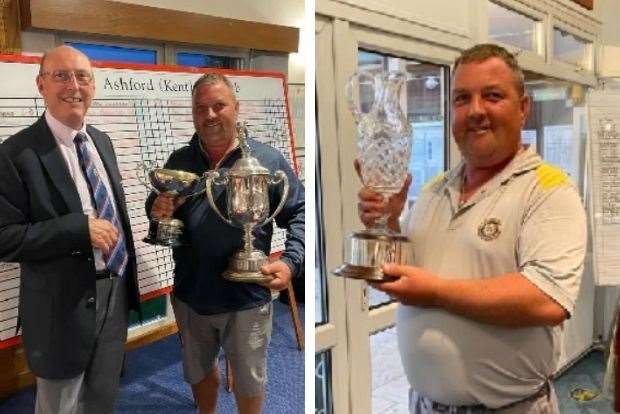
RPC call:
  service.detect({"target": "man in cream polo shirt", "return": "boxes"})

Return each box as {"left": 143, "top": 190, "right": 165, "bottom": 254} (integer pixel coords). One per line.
{"left": 357, "top": 44, "right": 587, "bottom": 413}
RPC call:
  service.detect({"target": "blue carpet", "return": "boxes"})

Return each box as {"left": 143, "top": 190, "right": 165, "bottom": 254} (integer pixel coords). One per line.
{"left": 0, "top": 300, "right": 304, "bottom": 413}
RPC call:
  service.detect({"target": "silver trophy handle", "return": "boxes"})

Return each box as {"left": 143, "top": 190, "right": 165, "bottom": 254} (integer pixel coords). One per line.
{"left": 187, "top": 173, "right": 208, "bottom": 198}
{"left": 136, "top": 160, "right": 158, "bottom": 193}
{"left": 205, "top": 170, "right": 234, "bottom": 226}
{"left": 260, "top": 170, "right": 289, "bottom": 227}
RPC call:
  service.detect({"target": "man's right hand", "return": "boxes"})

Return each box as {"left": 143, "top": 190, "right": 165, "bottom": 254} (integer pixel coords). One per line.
{"left": 150, "top": 193, "right": 185, "bottom": 220}
{"left": 354, "top": 159, "right": 412, "bottom": 231}
{"left": 88, "top": 217, "right": 119, "bottom": 254}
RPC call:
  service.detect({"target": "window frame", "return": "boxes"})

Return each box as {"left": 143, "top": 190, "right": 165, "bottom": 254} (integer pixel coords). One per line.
{"left": 550, "top": 18, "right": 596, "bottom": 72}
{"left": 487, "top": 0, "right": 547, "bottom": 58}
{"left": 166, "top": 44, "right": 250, "bottom": 69}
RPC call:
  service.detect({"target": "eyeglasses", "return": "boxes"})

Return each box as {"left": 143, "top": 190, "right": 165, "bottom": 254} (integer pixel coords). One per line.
{"left": 39, "top": 70, "right": 93, "bottom": 85}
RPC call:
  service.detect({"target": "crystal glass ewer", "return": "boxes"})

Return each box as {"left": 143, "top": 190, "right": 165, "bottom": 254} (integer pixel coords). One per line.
{"left": 333, "top": 71, "right": 413, "bottom": 281}
{"left": 347, "top": 71, "right": 412, "bottom": 233}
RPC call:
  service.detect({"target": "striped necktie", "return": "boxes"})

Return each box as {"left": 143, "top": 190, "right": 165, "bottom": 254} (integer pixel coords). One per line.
{"left": 74, "top": 132, "right": 128, "bottom": 278}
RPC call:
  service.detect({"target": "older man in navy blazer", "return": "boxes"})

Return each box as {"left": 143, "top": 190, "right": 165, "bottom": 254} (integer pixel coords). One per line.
{"left": 0, "top": 45, "right": 140, "bottom": 413}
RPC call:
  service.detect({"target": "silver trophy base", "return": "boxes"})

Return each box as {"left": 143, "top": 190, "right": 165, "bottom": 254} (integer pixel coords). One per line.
{"left": 333, "top": 264, "right": 396, "bottom": 281}
{"left": 333, "top": 230, "right": 411, "bottom": 282}
{"left": 143, "top": 218, "right": 184, "bottom": 247}
{"left": 223, "top": 250, "right": 273, "bottom": 283}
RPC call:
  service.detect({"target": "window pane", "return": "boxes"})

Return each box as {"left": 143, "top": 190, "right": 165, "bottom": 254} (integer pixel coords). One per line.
{"left": 315, "top": 351, "right": 333, "bottom": 414}
{"left": 67, "top": 42, "right": 157, "bottom": 64}
{"left": 176, "top": 52, "right": 244, "bottom": 69}
{"left": 371, "top": 327, "right": 408, "bottom": 413}
{"left": 553, "top": 28, "right": 591, "bottom": 68}
{"left": 524, "top": 74, "right": 587, "bottom": 192}
{"left": 488, "top": 2, "right": 538, "bottom": 52}
{"left": 357, "top": 50, "right": 448, "bottom": 308}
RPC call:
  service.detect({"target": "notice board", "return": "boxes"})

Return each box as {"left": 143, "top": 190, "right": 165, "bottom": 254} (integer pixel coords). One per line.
{"left": 588, "top": 87, "right": 620, "bottom": 285}
{"left": 0, "top": 55, "right": 298, "bottom": 345}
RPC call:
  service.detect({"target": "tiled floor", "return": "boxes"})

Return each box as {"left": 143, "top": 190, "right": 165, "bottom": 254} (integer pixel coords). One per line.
{"left": 371, "top": 327, "right": 409, "bottom": 414}
{"left": 555, "top": 350, "right": 614, "bottom": 413}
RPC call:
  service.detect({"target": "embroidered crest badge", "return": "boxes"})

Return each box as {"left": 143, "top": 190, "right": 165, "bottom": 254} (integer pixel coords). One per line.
{"left": 478, "top": 218, "right": 501, "bottom": 241}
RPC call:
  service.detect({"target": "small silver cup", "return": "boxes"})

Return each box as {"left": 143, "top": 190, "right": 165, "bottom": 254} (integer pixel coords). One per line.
{"left": 139, "top": 166, "right": 200, "bottom": 247}
{"left": 205, "top": 123, "right": 289, "bottom": 283}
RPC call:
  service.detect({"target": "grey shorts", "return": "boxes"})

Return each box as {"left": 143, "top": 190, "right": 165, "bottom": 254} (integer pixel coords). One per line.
{"left": 171, "top": 296, "right": 273, "bottom": 396}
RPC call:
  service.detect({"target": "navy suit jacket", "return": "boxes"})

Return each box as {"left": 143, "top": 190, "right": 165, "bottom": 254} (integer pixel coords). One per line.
{"left": 0, "top": 115, "right": 140, "bottom": 379}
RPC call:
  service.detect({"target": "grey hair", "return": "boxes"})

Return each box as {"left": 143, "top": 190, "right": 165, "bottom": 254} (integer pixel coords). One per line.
{"left": 191, "top": 73, "right": 236, "bottom": 99}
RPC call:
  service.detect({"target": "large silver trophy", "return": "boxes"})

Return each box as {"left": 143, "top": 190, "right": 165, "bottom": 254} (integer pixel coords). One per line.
{"left": 334, "top": 71, "right": 413, "bottom": 281}
{"left": 205, "top": 123, "right": 290, "bottom": 283}
{"left": 139, "top": 165, "right": 200, "bottom": 247}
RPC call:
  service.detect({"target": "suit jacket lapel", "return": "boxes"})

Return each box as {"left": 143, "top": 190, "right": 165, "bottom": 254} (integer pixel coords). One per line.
{"left": 33, "top": 116, "right": 83, "bottom": 213}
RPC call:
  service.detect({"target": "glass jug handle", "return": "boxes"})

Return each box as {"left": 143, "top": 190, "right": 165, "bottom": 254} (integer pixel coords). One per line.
{"left": 346, "top": 71, "right": 375, "bottom": 124}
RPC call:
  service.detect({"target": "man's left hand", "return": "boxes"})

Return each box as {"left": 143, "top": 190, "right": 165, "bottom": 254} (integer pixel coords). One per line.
{"left": 258, "top": 260, "right": 292, "bottom": 291}
{"left": 370, "top": 263, "right": 443, "bottom": 308}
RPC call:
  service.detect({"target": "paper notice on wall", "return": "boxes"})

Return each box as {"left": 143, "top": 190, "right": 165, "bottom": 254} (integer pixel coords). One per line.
{"left": 588, "top": 89, "right": 620, "bottom": 285}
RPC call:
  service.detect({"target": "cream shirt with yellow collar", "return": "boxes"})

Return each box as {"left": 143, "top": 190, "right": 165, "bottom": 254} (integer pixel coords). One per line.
{"left": 397, "top": 146, "right": 587, "bottom": 408}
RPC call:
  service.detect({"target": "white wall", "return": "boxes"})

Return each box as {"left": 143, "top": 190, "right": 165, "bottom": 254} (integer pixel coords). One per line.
{"left": 598, "top": 0, "right": 620, "bottom": 46}
{"left": 20, "top": 31, "right": 56, "bottom": 55}
{"left": 597, "top": 0, "right": 620, "bottom": 76}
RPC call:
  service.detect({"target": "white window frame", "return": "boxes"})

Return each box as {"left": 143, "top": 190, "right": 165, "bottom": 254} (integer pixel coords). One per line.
{"left": 316, "top": 14, "right": 455, "bottom": 414}
{"left": 316, "top": 15, "right": 353, "bottom": 414}
{"left": 486, "top": 0, "right": 547, "bottom": 60}
{"left": 550, "top": 18, "right": 596, "bottom": 72}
